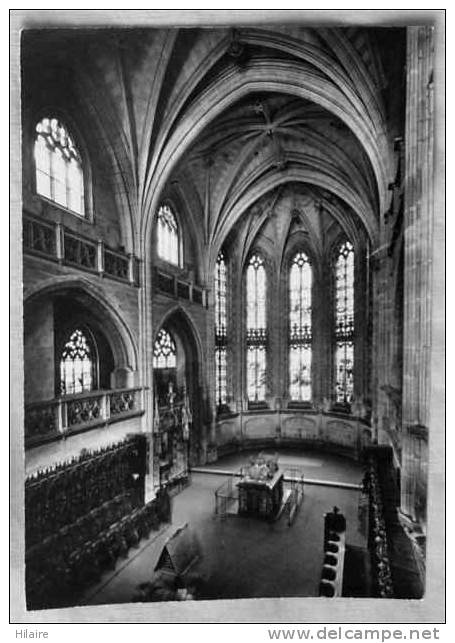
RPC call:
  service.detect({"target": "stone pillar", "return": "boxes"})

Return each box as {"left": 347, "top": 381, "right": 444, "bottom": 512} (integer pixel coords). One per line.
{"left": 315, "top": 254, "right": 333, "bottom": 405}
{"left": 401, "top": 26, "right": 434, "bottom": 527}
{"left": 370, "top": 245, "right": 390, "bottom": 444}
{"left": 205, "top": 281, "right": 218, "bottom": 447}
{"left": 230, "top": 247, "right": 244, "bottom": 413}
{"left": 266, "top": 254, "right": 280, "bottom": 408}
{"left": 24, "top": 298, "right": 55, "bottom": 403}
{"left": 354, "top": 241, "right": 370, "bottom": 408}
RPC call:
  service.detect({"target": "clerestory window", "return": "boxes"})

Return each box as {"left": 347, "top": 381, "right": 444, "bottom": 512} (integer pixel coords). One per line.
{"left": 289, "top": 251, "right": 312, "bottom": 402}
{"left": 34, "top": 117, "right": 85, "bottom": 216}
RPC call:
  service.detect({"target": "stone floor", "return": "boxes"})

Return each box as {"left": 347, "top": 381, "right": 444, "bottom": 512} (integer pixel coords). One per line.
{"left": 81, "top": 450, "right": 367, "bottom": 606}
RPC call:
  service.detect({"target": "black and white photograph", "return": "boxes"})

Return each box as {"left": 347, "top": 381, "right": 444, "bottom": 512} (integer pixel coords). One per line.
{"left": 10, "top": 8, "right": 445, "bottom": 626}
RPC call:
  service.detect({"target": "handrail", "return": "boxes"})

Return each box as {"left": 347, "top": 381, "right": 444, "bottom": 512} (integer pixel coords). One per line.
{"left": 25, "top": 387, "right": 143, "bottom": 408}
{"left": 25, "top": 387, "right": 144, "bottom": 446}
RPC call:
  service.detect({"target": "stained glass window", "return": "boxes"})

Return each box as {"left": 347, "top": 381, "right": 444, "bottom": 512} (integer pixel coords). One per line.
{"left": 60, "top": 329, "right": 93, "bottom": 395}
{"left": 153, "top": 329, "right": 177, "bottom": 369}
{"left": 335, "top": 240, "right": 354, "bottom": 404}
{"left": 246, "top": 254, "right": 267, "bottom": 402}
{"left": 157, "top": 204, "right": 180, "bottom": 265}
{"left": 34, "top": 117, "right": 84, "bottom": 215}
{"left": 215, "top": 251, "right": 227, "bottom": 407}
{"left": 289, "top": 252, "right": 312, "bottom": 401}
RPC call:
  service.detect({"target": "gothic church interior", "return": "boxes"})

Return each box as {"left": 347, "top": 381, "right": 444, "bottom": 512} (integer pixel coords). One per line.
{"left": 16, "top": 15, "right": 442, "bottom": 615}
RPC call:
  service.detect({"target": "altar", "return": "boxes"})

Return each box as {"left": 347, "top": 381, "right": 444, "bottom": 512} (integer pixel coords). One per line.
{"left": 237, "top": 453, "right": 284, "bottom": 520}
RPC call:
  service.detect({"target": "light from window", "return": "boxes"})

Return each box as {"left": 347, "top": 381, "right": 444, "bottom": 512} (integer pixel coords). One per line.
{"left": 246, "top": 254, "right": 267, "bottom": 402}
{"left": 289, "top": 251, "right": 312, "bottom": 401}
{"left": 153, "top": 328, "right": 177, "bottom": 369}
{"left": 60, "top": 329, "right": 93, "bottom": 395}
{"left": 215, "top": 346, "right": 227, "bottom": 407}
{"left": 215, "top": 251, "right": 227, "bottom": 407}
{"left": 335, "top": 240, "right": 354, "bottom": 403}
{"left": 157, "top": 204, "right": 179, "bottom": 265}
{"left": 34, "top": 117, "right": 84, "bottom": 215}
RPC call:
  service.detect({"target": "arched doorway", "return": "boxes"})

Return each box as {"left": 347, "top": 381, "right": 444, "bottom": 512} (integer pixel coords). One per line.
{"left": 153, "top": 308, "right": 203, "bottom": 486}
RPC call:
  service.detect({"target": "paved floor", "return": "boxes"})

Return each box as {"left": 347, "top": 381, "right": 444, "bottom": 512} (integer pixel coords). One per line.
{"left": 82, "top": 450, "right": 367, "bottom": 606}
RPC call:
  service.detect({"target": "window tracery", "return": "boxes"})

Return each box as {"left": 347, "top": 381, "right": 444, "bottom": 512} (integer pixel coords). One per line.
{"left": 60, "top": 329, "right": 93, "bottom": 395}
{"left": 289, "top": 251, "right": 312, "bottom": 401}
{"left": 153, "top": 329, "right": 177, "bottom": 369}
{"left": 34, "top": 117, "right": 84, "bottom": 216}
{"left": 246, "top": 254, "right": 267, "bottom": 402}
{"left": 157, "top": 204, "right": 180, "bottom": 266}
{"left": 335, "top": 240, "right": 354, "bottom": 403}
{"left": 215, "top": 251, "right": 227, "bottom": 408}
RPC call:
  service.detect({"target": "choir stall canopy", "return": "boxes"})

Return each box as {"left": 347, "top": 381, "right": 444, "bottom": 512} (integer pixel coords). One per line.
{"left": 154, "top": 523, "right": 201, "bottom": 578}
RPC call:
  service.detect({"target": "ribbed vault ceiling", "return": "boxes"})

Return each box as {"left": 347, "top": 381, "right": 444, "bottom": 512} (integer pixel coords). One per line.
{"left": 171, "top": 91, "right": 377, "bottom": 260}
{"left": 22, "top": 25, "right": 406, "bottom": 263}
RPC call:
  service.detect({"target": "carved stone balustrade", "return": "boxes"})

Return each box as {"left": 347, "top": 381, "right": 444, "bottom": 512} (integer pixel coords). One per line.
{"left": 23, "top": 217, "right": 56, "bottom": 256}
{"left": 66, "top": 393, "right": 103, "bottom": 427}
{"left": 25, "top": 387, "right": 144, "bottom": 448}
{"left": 109, "top": 389, "right": 138, "bottom": 416}
{"left": 24, "top": 400, "right": 59, "bottom": 439}
{"left": 23, "top": 212, "right": 140, "bottom": 287}
{"left": 64, "top": 233, "right": 97, "bottom": 271}
{"left": 154, "top": 267, "right": 207, "bottom": 308}
{"left": 104, "top": 248, "right": 130, "bottom": 281}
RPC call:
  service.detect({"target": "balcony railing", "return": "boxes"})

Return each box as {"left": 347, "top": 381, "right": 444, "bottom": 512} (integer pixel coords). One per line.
{"left": 25, "top": 387, "right": 144, "bottom": 448}
{"left": 154, "top": 267, "right": 207, "bottom": 307}
{"left": 23, "top": 213, "right": 140, "bottom": 286}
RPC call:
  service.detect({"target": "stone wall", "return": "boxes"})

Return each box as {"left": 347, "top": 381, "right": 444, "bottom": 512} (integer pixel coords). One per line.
{"left": 24, "top": 297, "right": 55, "bottom": 403}
{"left": 216, "top": 411, "right": 372, "bottom": 459}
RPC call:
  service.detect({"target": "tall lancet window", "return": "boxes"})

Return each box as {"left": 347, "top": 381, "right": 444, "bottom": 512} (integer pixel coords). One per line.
{"left": 246, "top": 254, "right": 267, "bottom": 403}
{"left": 34, "top": 117, "right": 85, "bottom": 216}
{"left": 157, "top": 204, "right": 180, "bottom": 266}
{"left": 335, "top": 240, "right": 354, "bottom": 404}
{"left": 289, "top": 252, "right": 312, "bottom": 401}
{"left": 215, "top": 251, "right": 227, "bottom": 409}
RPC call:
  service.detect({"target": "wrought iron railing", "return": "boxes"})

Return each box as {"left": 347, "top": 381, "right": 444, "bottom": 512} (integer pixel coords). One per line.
{"left": 23, "top": 213, "right": 140, "bottom": 286}
{"left": 25, "top": 387, "right": 143, "bottom": 447}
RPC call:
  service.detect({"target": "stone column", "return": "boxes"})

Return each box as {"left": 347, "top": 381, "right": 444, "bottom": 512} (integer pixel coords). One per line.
{"left": 370, "top": 244, "right": 390, "bottom": 444}
{"left": 230, "top": 247, "right": 244, "bottom": 413}
{"left": 354, "top": 241, "right": 370, "bottom": 407}
{"left": 266, "top": 253, "right": 280, "bottom": 409}
{"left": 401, "top": 26, "right": 435, "bottom": 527}
{"left": 314, "top": 254, "right": 332, "bottom": 405}
{"left": 205, "top": 279, "right": 218, "bottom": 448}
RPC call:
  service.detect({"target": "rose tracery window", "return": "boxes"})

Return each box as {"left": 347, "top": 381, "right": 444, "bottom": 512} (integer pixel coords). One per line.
{"left": 60, "top": 329, "right": 94, "bottom": 396}
{"left": 289, "top": 251, "right": 312, "bottom": 402}
{"left": 335, "top": 240, "right": 354, "bottom": 404}
{"left": 246, "top": 254, "right": 267, "bottom": 403}
{"left": 34, "top": 117, "right": 85, "bottom": 216}
{"left": 157, "top": 204, "right": 180, "bottom": 266}
{"left": 153, "top": 329, "right": 177, "bottom": 369}
{"left": 215, "top": 251, "right": 227, "bottom": 409}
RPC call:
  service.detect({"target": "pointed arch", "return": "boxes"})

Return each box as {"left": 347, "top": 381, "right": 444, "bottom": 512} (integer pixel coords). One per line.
{"left": 153, "top": 304, "right": 204, "bottom": 375}
{"left": 24, "top": 276, "right": 138, "bottom": 372}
